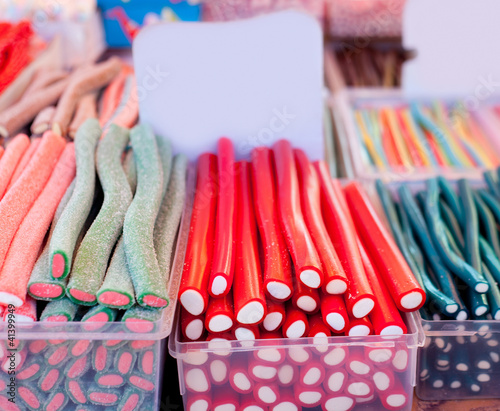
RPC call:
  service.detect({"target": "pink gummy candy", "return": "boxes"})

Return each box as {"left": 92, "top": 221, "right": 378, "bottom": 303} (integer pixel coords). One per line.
{"left": 0, "top": 134, "right": 29, "bottom": 200}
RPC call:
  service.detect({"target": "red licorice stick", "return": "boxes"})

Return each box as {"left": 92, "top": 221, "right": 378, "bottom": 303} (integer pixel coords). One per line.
{"left": 364, "top": 345, "right": 394, "bottom": 366}
{"left": 208, "top": 357, "right": 230, "bottom": 385}
{"left": 248, "top": 357, "right": 278, "bottom": 383}
{"left": 253, "top": 382, "right": 280, "bottom": 406}
{"left": 346, "top": 347, "right": 373, "bottom": 377}
{"left": 345, "top": 376, "right": 374, "bottom": 398}
{"left": 358, "top": 238, "right": 407, "bottom": 336}
{"left": 391, "top": 345, "right": 409, "bottom": 372}
{"left": 272, "top": 140, "right": 323, "bottom": 289}
{"left": 253, "top": 330, "right": 285, "bottom": 365}
{"left": 185, "top": 366, "right": 211, "bottom": 394}
{"left": 186, "top": 393, "right": 212, "bottom": 411}
{"left": 234, "top": 324, "right": 260, "bottom": 347}
{"left": 321, "top": 294, "right": 349, "bottom": 334}
{"left": 322, "top": 394, "right": 355, "bottom": 411}
{"left": 287, "top": 346, "right": 312, "bottom": 366}
{"left": 344, "top": 181, "right": 425, "bottom": 312}
{"left": 205, "top": 293, "right": 234, "bottom": 334}
{"left": 282, "top": 302, "right": 309, "bottom": 339}
{"left": 229, "top": 357, "right": 254, "bottom": 394}
{"left": 262, "top": 301, "right": 285, "bottom": 332}
{"left": 294, "top": 384, "right": 325, "bottom": 408}
{"left": 347, "top": 314, "right": 373, "bottom": 337}
{"left": 277, "top": 363, "right": 299, "bottom": 387}
{"left": 292, "top": 280, "right": 320, "bottom": 314}
{"left": 322, "top": 368, "right": 348, "bottom": 395}
{"left": 321, "top": 346, "right": 347, "bottom": 368}
{"left": 250, "top": 147, "right": 293, "bottom": 301}
{"left": 179, "top": 153, "right": 218, "bottom": 316}
{"left": 212, "top": 387, "right": 239, "bottom": 411}
{"left": 299, "top": 360, "right": 325, "bottom": 388}
{"left": 372, "top": 367, "right": 396, "bottom": 392}
{"left": 233, "top": 161, "right": 266, "bottom": 325}
{"left": 355, "top": 394, "right": 376, "bottom": 405}
{"left": 378, "top": 378, "right": 409, "bottom": 410}
{"left": 271, "top": 388, "right": 298, "bottom": 411}
{"left": 209, "top": 137, "right": 236, "bottom": 297}
{"left": 294, "top": 149, "right": 348, "bottom": 294}
{"left": 181, "top": 308, "right": 205, "bottom": 342}
{"left": 314, "top": 161, "right": 375, "bottom": 318}
{"left": 308, "top": 313, "right": 331, "bottom": 355}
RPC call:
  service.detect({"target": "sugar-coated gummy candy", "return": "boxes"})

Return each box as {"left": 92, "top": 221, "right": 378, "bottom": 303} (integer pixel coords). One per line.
{"left": 123, "top": 124, "right": 166, "bottom": 308}
{"left": 50, "top": 119, "right": 101, "bottom": 280}
{"left": 67, "top": 124, "right": 132, "bottom": 305}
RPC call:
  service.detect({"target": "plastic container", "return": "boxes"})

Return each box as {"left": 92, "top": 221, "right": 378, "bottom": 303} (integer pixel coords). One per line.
{"left": 169, "top": 310, "right": 423, "bottom": 411}
{"left": 0, "top": 167, "right": 194, "bottom": 410}
{"left": 416, "top": 316, "right": 500, "bottom": 400}
{"left": 332, "top": 88, "right": 500, "bottom": 181}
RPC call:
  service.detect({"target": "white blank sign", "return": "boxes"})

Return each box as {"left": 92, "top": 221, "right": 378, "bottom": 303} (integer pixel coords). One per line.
{"left": 133, "top": 11, "right": 324, "bottom": 160}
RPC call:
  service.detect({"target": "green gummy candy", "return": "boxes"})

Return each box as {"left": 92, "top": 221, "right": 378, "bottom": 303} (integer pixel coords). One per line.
{"left": 123, "top": 148, "right": 137, "bottom": 194}
{"left": 50, "top": 119, "right": 102, "bottom": 279}
{"left": 97, "top": 236, "right": 136, "bottom": 309}
{"left": 67, "top": 124, "right": 132, "bottom": 305}
{"left": 156, "top": 135, "right": 172, "bottom": 199}
{"left": 28, "top": 180, "right": 75, "bottom": 301}
{"left": 40, "top": 298, "right": 79, "bottom": 322}
{"left": 122, "top": 305, "right": 161, "bottom": 332}
{"left": 154, "top": 154, "right": 188, "bottom": 283}
{"left": 117, "top": 387, "right": 145, "bottom": 411}
{"left": 123, "top": 124, "right": 166, "bottom": 309}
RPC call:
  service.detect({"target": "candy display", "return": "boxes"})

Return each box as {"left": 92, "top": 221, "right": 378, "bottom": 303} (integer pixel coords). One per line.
{"left": 348, "top": 101, "right": 500, "bottom": 178}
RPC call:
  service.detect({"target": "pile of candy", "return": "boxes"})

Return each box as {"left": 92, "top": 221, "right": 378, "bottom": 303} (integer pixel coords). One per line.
{"left": 353, "top": 102, "right": 500, "bottom": 172}
{"left": 179, "top": 138, "right": 424, "bottom": 341}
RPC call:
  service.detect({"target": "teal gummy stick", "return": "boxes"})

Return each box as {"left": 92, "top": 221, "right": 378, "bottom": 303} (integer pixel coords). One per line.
{"left": 483, "top": 263, "right": 500, "bottom": 320}
{"left": 458, "top": 180, "right": 487, "bottom": 286}
{"left": 50, "top": 119, "right": 101, "bottom": 279}
{"left": 474, "top": 192, "right": 500, "bottom": 258}
{"left": 437, "top": 176, "right": 463, "bottom": 224}
{"left": 154, "top": 154, "right": 188, "bottom": 283}
{"left": 28, "top": 180, "right": 75, "bottom": 301}
{"left": 483, "top": 170, "right": 500, "bottom": 198}
{"left": 375, "top": 180, "right": 456, "bottom": 314}
{"left": 123, "top": 148, "right": 137, "bottom": 194}
{"left": 156, "top": 135, "right": 173, "bottom": 199}
{"left": 67, "top": 124, "right": 132, "bottom": 305}
{"left": 122, "top": 305, "right": 161, "bottom": 333}
{"left": 439, "top": 199, "right": 464, "bottom": 246}
{"left": 479, "top": 237, "right": 500, "bottom": 284}
{"left": 477, "top": 188, "right": 500, "bottom": 222}
{"left": 40, "top": 298, "right": 79, "bottom": 322}
{"left": 123, "top": 124, "right": 166, "bottom": 309}
{"left": 399, "top": 185, "right": 469, "bottom": 319}
{"left": 423, "top": 179, "right": 488, "bottom": 293}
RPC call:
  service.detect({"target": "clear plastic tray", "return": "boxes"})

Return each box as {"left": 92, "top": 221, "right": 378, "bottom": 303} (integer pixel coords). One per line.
{"left": 332, "top": 88, "right": 500, "bottom": 182}
{"left": 0, "top": 166, "right": 195, "bottom": 410}
{"left": 417, "top": 316, "right": 500, "bottom": 400}
{"left": 169, "top": 309, "right": 424, "bottom": 411}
